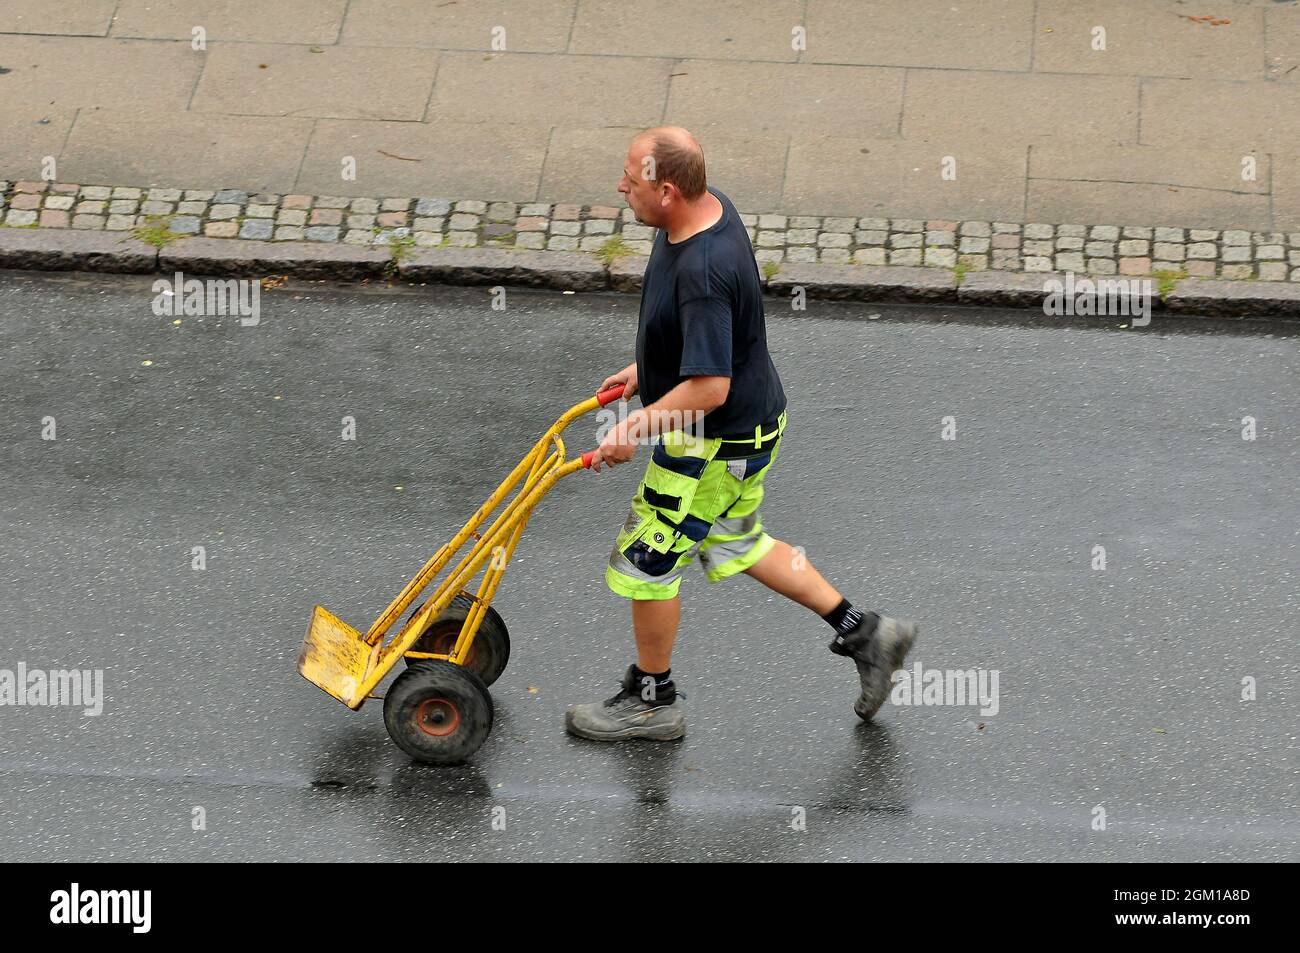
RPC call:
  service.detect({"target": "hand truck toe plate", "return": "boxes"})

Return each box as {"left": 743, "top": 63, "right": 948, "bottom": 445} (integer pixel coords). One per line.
{"left": 298, "top": 605, "right": 378, "bottom": 709}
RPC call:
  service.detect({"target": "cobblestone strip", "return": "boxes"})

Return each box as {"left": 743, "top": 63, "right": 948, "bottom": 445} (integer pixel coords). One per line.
{"left": 1, "top": 180, "right": 1299, "bottom": 282}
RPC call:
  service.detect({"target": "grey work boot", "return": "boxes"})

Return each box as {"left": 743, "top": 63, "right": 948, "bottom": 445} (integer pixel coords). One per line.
{"left": 829, "top": 614, "right": 919, "bottom": 721}
{"left": 565, "top": 665, "right": 686, "bottom": 741}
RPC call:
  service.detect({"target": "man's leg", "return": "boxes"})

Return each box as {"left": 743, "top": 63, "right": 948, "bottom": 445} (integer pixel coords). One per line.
{"left": 633, "top": 595, "right": 679, "bottom": 672}
{"left": 742, "top": 536, "right": 918, "bottom": 721}
{"left": 700, "top": 424, "right": 920, "bottom": 722}
{"left": 565, "top": 588, "right": 688, "bottom": 742}
{"left": 741, "top": 535, "right": 883, "bottom": 649}
{"left": 566, "top": 463, "right": 703, "bottom": 742}
{"left": 567, "top": 429, "right": 738, "bottom": 742}
{"left": 742, "top": 537, "right": 840, "bottom": 615}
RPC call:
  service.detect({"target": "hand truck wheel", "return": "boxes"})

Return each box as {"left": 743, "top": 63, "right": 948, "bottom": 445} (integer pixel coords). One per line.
{"left": 403, "top": 593, "right": 510, "bottom": 686}
{"left": 383, "top": 659, "right": 494, "bottom": 764}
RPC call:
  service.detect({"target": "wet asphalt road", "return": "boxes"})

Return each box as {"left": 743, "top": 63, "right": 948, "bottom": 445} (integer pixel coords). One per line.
{"left": 0, "top": 271, "right": 1296, "bottom": 862}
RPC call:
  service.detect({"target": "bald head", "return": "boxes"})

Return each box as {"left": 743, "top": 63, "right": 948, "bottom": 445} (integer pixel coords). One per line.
{"left": 633, "top": 126, "right": 707, "bottom": 201}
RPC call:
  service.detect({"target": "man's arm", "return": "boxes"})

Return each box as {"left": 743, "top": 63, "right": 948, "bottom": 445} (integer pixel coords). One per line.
{"left": 588, "top": 375, "right": 729, "bottom": 472}
{"left": 631, "top": 375, "right": 729, "bottom": 441}
{"left": 590, "top": 280, "right": 734, "bottom": 471}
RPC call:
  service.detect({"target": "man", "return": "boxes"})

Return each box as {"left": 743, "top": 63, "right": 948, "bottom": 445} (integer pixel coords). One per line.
{"left": 566, "top": 126, "right": 917, "bottom": 742}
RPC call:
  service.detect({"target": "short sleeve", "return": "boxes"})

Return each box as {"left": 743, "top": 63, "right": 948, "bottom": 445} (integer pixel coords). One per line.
{"left": 677, "top": 294, "right": 733, "bottom": 377}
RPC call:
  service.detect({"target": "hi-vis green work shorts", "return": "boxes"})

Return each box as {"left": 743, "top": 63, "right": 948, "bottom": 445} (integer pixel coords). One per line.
{"left": 606, "top": 411, "right": 787, "bottom": 600}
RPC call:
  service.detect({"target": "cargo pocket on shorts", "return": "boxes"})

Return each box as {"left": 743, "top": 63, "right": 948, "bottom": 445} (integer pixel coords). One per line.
{"left": 623, "top": 434, "right": 719, "bottom": 577}
{"left": 622, "top": 516, "right": 686, "bottom": 578}
{"left": 637, "top": 434, "right": 718, "bottom": 526}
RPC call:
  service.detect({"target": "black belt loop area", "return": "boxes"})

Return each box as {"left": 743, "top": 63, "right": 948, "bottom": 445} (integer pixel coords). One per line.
{"left": 713, "top": 416, "right": 784, "bottom": 459}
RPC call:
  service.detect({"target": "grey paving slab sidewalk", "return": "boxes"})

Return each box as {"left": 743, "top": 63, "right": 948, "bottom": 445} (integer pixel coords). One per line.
{"left": 2, "top": 0, "right": 1299, "bottom": 233}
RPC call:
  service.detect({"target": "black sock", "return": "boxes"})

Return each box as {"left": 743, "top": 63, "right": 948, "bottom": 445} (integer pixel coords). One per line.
{"left": 630, "top": 665, "right": 675, "bottom": 702}
{"left": 632, "top": 664, "right": 672, "bottom": 686}
{"left": 822, "top": 599, "right": 878, "bottom": 638}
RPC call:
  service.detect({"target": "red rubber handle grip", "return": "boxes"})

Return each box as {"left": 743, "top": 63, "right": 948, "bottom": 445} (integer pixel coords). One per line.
{"left": 595, "top": 383, "right": 626, "bottom": 406}
{"left": 584, "top": 384, "right": 629, "bottom": 468}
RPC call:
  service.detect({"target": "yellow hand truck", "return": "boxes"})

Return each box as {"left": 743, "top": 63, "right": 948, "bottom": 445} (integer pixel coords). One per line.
{"left": 297, "top": 383, "right": 627, "bottom": 764}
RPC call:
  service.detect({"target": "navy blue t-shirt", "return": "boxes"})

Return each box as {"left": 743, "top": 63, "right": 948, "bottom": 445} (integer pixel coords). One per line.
{"left": 635, "top": 187, "right": 786, "bottom": 438}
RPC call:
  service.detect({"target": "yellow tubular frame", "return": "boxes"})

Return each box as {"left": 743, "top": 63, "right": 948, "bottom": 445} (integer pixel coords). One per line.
{"left": 345, "top": 390, "right": 610, "bottom": 705}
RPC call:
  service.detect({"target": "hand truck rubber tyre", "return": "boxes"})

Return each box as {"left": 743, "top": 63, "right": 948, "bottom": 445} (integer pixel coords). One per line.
{"left": 403, "top": 593, "right": 510, "bottom": 686}
{"left": 384, "top": 659, "right": 494, "bottom": 765}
